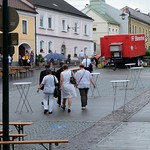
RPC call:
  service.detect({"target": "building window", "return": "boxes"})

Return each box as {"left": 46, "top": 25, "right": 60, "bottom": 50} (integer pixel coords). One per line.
{"left": 74, "top": 23, "right": 78, "bottom": 33}
{"left": 132, "top": 25, "right": 134, "bottom": 33}
{"left": 93, "top": 28, "right": 96, "bottom": 31}
{"left": 84, "top": 47, "right": 87, "bottom": 55}
{"left": 22, "top": 20, "right": 27, "bottom": 34}
{"left": 48, "top": 17, "right": 52, "bottom": 29}
{"left": 62, "top": 20, "right": 66, "bottom": 31}
{"left": 74, "top": 47, "right": 78, "bottom": 57}
{"left": 84, "top": 25, "right": 88, "bottom": 35}
{"left": 40, "top": 40, "right": 44, "bottom": 53}
{"left": 135, "top": 26, "right": 136, "bottom": 34}
{"left": 40, "top": 15, "right": 44, "bottom": 27}
{"left": 48, "top": 41, "right": 53, "bottom": 53}
{"left": 139, "top": 27, "right": 141, "bottom": 33}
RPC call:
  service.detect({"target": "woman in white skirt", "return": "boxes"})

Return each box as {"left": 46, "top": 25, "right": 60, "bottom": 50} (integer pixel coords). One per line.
{"left": 60, "top": 64, "right": 77, "bottom": 112}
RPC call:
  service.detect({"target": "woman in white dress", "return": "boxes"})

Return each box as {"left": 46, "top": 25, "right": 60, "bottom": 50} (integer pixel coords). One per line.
{"left": 60, "top": 64, "right": 77, "bottom": 112}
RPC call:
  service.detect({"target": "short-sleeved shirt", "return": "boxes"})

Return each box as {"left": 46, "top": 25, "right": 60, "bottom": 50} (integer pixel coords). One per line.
{"left": 82, "top": 58, "right": 91, "bottom": 67}
{"left": 75, "top": 69, "right": 92, "bottom": 88}
{"left": 42, "top": 75, "right": 58, "bottom": 94}
{"left": 79, "top": 51, "right": 85, "bottom": 57}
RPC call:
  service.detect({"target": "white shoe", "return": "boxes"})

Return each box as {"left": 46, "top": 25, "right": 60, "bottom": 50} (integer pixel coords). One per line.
{"left": 82, "top": 107, "right": 86, "bottom": 110}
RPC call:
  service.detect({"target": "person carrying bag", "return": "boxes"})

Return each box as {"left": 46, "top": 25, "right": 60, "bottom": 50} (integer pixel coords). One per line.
{"left": 37, "top": 69, "right": 58, "bottom": 114}
{"left": 75, "top": 64, "right": 95, "bottom": 110}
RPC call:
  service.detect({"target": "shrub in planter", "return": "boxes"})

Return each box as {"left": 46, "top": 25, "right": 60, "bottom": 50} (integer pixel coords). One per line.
{"left": 36, "top": 54, "right": 45, "bottom": 66}
{"left": 146, "top": 50, "right": 150, "bottom": 56}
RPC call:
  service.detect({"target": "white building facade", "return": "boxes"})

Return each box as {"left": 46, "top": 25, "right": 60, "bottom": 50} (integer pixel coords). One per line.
{"left": 36, "top": 8, "right": 94, "bottom": 59}
{"left": 25, "top": 0, "right": 94, "bottom": 60}
{"left": 82, "top": 0, "right": 121, "bottom": 55}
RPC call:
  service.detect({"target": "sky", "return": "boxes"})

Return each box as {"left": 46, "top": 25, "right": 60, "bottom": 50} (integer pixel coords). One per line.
{"left": 65, "top": 0, "right": 150, "bottom": 14}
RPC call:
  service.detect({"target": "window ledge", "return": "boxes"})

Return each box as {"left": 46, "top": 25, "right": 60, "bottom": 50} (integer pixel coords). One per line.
{"left": 74, "top": 32, "right": 79, "bottom": 35}
{"left": 61, "top": 30, "right": 67, "bottom": 33}
{"left": 39, "top": 27, "right": 46, "bottom": 30}
{"left": 47, "top": 28, "right": 54, "bottom": 31}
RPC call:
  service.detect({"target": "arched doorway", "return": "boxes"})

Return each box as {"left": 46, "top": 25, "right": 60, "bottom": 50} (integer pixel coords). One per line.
{"left": 19, "top": 43, "right": 31, "bottom": 65}
{"left": 61, "top": 44, "right": 66, "bottom": 56}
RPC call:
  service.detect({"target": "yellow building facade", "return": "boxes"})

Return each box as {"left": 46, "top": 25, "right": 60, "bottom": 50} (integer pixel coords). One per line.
{"left": 130, "top": 18, "right": 150, "bottom": 49}
{"left": 12, "top": 13, "right": 35, "bottom": 64}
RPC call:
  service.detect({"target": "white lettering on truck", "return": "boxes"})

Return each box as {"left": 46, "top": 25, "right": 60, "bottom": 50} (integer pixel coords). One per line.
{"left": 131, "top": 36, "right": 144, "bottom": 41}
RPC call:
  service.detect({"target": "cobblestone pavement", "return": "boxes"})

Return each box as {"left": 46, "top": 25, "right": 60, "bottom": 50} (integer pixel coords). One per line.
{"left": 55, "top": 90, "right": 150, "bottom": 150}
{"left": 0, "top": 67, "right": 150, "bottom": 149}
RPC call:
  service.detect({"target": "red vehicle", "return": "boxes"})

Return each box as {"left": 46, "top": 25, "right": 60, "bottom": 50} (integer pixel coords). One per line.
{"left": 100, "top": 34, "right": 146, "bottom": 67}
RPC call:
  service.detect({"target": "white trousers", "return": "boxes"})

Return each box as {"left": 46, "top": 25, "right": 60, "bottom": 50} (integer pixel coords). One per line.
{"left": 43, "top": 93, "right": 54, "bottom": 112}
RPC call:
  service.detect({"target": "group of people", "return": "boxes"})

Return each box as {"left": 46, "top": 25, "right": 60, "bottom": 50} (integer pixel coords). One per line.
{"left": 19, "top": 50, "right": 34, "bottom": 67}
{"left": 37, "top": 61, "right": 96, "bottom": 114}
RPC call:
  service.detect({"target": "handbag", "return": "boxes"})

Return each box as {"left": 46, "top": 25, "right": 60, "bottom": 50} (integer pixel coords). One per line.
{"left": 70, "top": 71, "right": 76, "bottom": 84}
{"left": 53, "top": 76, "right": 59, "bottom": 98}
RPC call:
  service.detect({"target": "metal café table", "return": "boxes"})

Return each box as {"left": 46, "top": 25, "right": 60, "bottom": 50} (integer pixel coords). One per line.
{"left": 125, "top": 63, "right": 136, "bottom": 69}
{"left": 13, "top": 82, "right": 33, "bottom": 113}
{"left": 90, "top": 72, "right": 101, "bottom": 97}
{"left": 130, "top": 66, "right": 144, "bottom": 88}
{"left": 110, "top": 80, "right": 130, "bottom": 112}
{"left": 125, "top": 63, "right": 136, "bottom": 80}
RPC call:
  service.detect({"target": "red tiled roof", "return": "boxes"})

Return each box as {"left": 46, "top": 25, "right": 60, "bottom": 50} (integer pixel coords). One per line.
{"left": 0, "top": 0, "right": 36, "bottom": 14}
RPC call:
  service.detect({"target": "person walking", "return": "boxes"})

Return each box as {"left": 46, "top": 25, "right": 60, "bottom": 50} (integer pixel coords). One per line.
{"left": 60, "top": 64, "right": 77, "bottom": 112}
{"left": 30, "top": 50, "right": 34, "bottom": 68}
{"left": 79, "top": 50, "right": 85, "bottom": 62}
{"left": 8, "top": 55, "right": 12, "bottom": 66}
{"left": 75, "top": 64, "right": 95, "bottom": 110}
{"left": 94, "top": 54, "right": 100, "bottom": 68}
{"left": 82, "top": 55, "right": 93, "bottom": 73}
{"left": 37, "top": 69, "right": 58, "bottom": 114}
{"left": 39, "top": 64, "right": 51, "bottom": 106}
{"left": 39, "top": 64, "right": 50, "bottom": 90}
{"left": 55, "top": 61, "right": 66, "bottom": 106}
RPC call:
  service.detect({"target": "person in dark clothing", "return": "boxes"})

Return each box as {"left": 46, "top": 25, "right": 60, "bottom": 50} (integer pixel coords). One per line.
{"left": 55, "top": 61, "right": 66, "bottom": 106}
{"left": 94, "top": 54, "right": 101, "bottom": 68}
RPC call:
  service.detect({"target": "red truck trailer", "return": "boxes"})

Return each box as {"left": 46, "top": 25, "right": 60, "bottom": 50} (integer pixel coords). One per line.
{"left": 100, "top": 34, "right": 146, "bottom": 67}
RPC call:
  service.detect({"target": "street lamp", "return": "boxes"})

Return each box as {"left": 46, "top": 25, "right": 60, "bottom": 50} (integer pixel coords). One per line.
{"left": 120, "top": 12, "right": 126, "bottom": 20}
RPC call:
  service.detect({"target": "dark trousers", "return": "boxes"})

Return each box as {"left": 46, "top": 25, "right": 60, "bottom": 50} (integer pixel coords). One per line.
{"left": 79, "top": 88, "right": 89, "bottom": 107}
{"left": 57, "top": 88, "right": 61, "bottom": 105}
{"left": 94, "top": 58, "right": 98, "bottom": 67}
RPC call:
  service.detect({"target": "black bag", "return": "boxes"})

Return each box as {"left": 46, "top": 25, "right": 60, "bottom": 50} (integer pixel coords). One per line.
{"left": 53, "top": 76, "right": 59, "bottom": 98}
{"left": 70, "top": 72, "right": 76, "bottom": 84}
{"left": 88, "top": 63, "right": 93, "bottom": 72}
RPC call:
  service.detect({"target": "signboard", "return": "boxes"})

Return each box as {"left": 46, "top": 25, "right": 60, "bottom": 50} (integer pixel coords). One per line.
{"left": 0, "top": 7, "right": 19, "bottom": 32}
{"left": 0, "top": 33, "right": 18, "bottom": 46}
{"left": 0, "top": 46, "right": 15, "bottom": 55}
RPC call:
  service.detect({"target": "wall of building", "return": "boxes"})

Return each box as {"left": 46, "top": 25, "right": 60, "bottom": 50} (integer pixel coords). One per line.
{"left": 130, "top": 18, "right": 150, "bottom": 49}
{"left": 105, "top": 4, "right": 128, "bottom": 34}
{"left": 12, "top": 11, "right": 35, "bottom": 62}
{"left": 36, "top": 8, "right": 94, "bottom": 58}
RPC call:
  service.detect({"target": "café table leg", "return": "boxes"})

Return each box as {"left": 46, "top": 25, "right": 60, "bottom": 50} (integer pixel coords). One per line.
{"left": 15, "top": 85, "right": 29, "bottom": 113}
